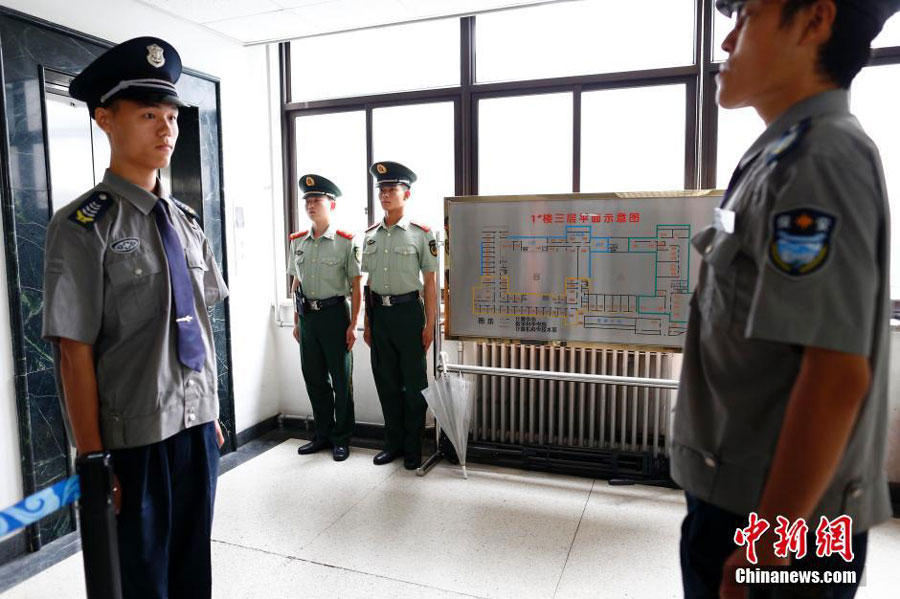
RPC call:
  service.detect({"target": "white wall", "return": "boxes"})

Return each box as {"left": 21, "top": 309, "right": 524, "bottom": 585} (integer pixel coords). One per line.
{"left": 0, "top": 0, "right": 282, "bottom": 436}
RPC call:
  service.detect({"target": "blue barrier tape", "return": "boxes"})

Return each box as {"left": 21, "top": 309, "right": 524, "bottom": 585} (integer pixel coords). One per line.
{"left": 0, "top": 476, "right": 80, "bottom": 536}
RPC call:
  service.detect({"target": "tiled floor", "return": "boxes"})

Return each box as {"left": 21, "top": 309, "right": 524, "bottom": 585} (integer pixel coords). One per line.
{"left": 4, "top": 438, "right": 900, "bottom": 598}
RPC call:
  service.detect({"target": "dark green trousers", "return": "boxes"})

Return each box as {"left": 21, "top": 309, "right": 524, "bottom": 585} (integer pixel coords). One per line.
{"left": 299, "top": 302, "right": 355, "bottom": 445}
{"left": 370, "top": 299, "right": 427, "bottom": 455}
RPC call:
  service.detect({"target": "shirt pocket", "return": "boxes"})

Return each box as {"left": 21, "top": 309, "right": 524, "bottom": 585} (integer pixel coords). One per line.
{"left": 392, "top": 244, "right": 418, "bottom": 268}
{"left": 106, "top": 250, "right": 165, "bottom": 326}
{"left": 185, "top": 247, "right": 216, "bottom": 306}
{"left": 361, "top": 244, "right": 377, "bottom": 272}
{"left": 694, "top": 227, "right": 741, "bottom": 327}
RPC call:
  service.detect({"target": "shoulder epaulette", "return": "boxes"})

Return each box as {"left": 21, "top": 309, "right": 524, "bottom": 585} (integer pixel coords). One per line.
{"left": 68, "top": 190, "right": 113, "bottom": 229}
{"left": 366, "top": 222, "right": 380, "bottom": 232}
{"left": 336, "top": 229, "right": 354, "bottom": 240}
{"left": 172, "top": 197, "right": 199, "bottom": 220}
{"left": 289, "top": 231, "right": 307, "bottom": 241}
{"left": 411, "top": 221, "right": 431, "bottom": 233}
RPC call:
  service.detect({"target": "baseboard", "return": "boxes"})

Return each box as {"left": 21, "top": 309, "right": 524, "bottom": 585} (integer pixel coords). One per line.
{"left": 0, "top": 531, "right": 27, "bottom": 568}
{"left": 235, "top": 414, "right": 279, "bottom": 448}
{"left": 891, "top": 482, "right": 900, "bottom": 518}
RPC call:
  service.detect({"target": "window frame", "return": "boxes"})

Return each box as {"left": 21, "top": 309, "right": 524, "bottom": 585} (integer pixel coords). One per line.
{"left": 280, "top": 1, "right": 900, "bottom": 299}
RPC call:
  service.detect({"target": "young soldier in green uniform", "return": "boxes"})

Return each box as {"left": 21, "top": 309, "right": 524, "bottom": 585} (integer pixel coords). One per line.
{"left": 362, "top": 161, "right": 438, "bottom": 470}
{"left": 288, "top": 174, "right": 362, "bottom": 462}
{"left": 671, "top": 2, "right": 899, "bottom": 597}
{"left": 41, "top": 38, "right": 228, "bottom": 598}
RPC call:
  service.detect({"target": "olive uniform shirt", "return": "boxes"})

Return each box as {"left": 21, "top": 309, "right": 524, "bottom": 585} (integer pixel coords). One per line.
{"left": 361, "top": 216, "right": 438, "bottom": 295}
{"left": 287, "top": 224, "right": 360, "bottom": 299}
{"left": 42, "top": 170, "right": 229, "bottom": 450}
{"left": 670, "top": 90, "right": 892, "bottom": 532}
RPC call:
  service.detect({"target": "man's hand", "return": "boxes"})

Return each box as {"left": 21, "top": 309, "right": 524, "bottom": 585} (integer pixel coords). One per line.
{"left": 719, "top": 535, "right": 790, "bottom": 599}
{"left": 364, "top": 324, "right": 371, "bottom": 347}
{"left": 422, "top": 324, "right": 434, "bottom": 351}
{"left": 346, "top": 324, "right": 357, "bottom": 350}
{"left": 214, "top": 419, "right": 225, "bottom": 448}
{"left": 292, "top": 324, "right": 300, "bottom": 343}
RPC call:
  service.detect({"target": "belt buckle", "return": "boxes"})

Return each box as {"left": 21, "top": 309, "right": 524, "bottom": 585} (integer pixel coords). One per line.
{"left": 309, "top": 299, "right": 321, "bottom": 311}
{"left": 382, "top": 295, "right": 392, "bottom": 307}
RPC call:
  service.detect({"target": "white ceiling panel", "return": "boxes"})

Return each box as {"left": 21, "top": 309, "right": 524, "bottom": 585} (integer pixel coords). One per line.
{"left": 138, "top": 0, "right": 578, "bottom": 45}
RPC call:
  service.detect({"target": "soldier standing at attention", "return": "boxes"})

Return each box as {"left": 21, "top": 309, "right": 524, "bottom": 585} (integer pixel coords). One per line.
{"left": 671, "top": 2, "right": 899, "bottom": 598}
{"left": 41, "top": 38, "right": 228, "bottom": 598}
{"left": 289, "top": 174, "right": 362, "bottom": 462}
{"left": 362, "top": 161, "right": 438, "bottom": 470}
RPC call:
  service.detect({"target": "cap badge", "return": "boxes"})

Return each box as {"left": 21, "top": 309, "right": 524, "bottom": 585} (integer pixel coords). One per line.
{"left": 376, "top": 164, "right": 387, "bottom": 175}
{"left": 147, "top": 44, "right": 165, "bottom": 68}
{"left": 306, "top": 176, "right": 315, "bottom": 186}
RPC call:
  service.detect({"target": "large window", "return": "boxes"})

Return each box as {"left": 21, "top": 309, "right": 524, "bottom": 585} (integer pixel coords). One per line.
{"left": 478, "top": 93, "right": 573, "bottom": 195}
{"left": 581, "top": 84, "right": 687, "bottom": 193}
{"left": 289, "top": 19, "right": 459, "bottom": 102}
{"left": 372, "top": 102, "right": 456, "bottom": 230}
{"left": 851, "top": 64, "right": 900, "bottom": 299}
{"left": 476, "top": 0, "right": 696, "bottom": 83}
{"left": 294, "top": 111, "right": 368, "bottom": 234}
{"left": 282, "top": 0, "right": 900, "bottom": 298}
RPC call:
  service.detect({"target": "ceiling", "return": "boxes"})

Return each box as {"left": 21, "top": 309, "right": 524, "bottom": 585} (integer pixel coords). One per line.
{"left": 137, "top": 0, "right": 577, "bottom": 45}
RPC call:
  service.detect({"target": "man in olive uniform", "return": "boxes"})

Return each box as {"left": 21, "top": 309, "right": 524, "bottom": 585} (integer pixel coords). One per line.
{"left": 41, "top": 38, "right": 228, "bottom": 598}
{"left": 671, "top": 2, "right": 898, "bottom": 598}
{"left": 362, "top": 161, "right": 438, "bottom": 470}
{"left": 288, "top": 174, "right": 362, "bottom": 461}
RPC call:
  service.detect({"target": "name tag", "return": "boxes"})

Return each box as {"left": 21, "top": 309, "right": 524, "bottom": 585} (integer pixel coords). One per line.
{"left": 714, "top": 208, "right": 736, "bottom": 234}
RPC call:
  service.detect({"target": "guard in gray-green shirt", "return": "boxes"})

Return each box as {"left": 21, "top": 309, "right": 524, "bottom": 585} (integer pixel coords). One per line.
{"left": 362, "top": 161, "right": 438, "bottom": 470}
{"left": 673, "top": 2, "right": 897, "bottom": 596}
{"left": 289, "top": 174, "right": 362, "bottom": 461}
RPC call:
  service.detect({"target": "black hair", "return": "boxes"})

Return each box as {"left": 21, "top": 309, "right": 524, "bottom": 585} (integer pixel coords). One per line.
{"left": 781, "top": 0, "right": 877, "bottom": 88}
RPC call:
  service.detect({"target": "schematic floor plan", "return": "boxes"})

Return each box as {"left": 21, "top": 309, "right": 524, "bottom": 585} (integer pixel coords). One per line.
{"left": 447, "top": 194, "right": 722, "bottom": 347}
{"left": 472, "top": 224, "right": 692, "bottom": 339}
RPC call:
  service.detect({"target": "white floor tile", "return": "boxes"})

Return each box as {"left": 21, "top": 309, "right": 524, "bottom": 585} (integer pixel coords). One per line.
{"left": 212, "top": 440, "right": 399, "bottom": 556}
{"left": 296, "top": 461, "right": 593, "bottom": 599}
{"left": 3, "top": 554, "right": 85, "bottom": 599}
{"left": 554, "top": 484, "right": 685, "bottom": 599}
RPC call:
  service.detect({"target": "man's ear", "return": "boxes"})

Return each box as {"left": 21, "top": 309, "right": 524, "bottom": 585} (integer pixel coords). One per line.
{"left": 94, "top": 106, "right": 113, "bottom": 135}
{"left": 800, "top": 0, "right": 837, "bottom": 47}
{"left": 330, "top": 200, "right": 337, "bottom": 211}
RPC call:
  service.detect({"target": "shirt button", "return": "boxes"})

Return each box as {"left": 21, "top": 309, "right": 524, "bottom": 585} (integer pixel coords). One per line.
{"left": 704, "top": 245, "right": 712, "bottom": 255}
{"left": 387, "top": 233, "right": 391, "bottom": 237}
{"left": 704, "top": 457, "right": 716, "bottom": 468}
{"left": 384, "top": 267, "right": 388, "bottom": 271}
{"left": 134, "top": 268, "right": 143, "bottom": 276}
{"left": 384, "top": 250, "right": 388, "bottom": 254}
{"left": 187, "top": 380, "right": 194, "bottom": 387}
{"left": 189, "top": 413, "right": 197, "bottom": 422}
{"left": 851, "top": 487, "right": 864, "bottom": 498}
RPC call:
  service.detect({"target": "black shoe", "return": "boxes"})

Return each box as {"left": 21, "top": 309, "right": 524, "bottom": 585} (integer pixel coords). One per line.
{"left": 373, "top": 450, "right": 401, "bottom": 465}
{"left": 297, "top": 438, "right": 330, "bottom": 455}
{"left": 403, "top": 455, "right": 422, "bottom": 470}
{"left": 333, "top": 446, "right": 350, "bottom": 461}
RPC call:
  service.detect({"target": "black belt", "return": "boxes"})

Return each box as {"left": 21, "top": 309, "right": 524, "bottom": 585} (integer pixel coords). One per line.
{"left": 302, "top": 295, "right": 346, "bottom": 312}
{"left": 371, "top": 290, "right": 419, "bottom": 307}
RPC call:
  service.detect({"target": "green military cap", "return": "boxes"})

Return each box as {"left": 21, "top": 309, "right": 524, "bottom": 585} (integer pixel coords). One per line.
{"left": 717, "top": 0, "right": 899, "bottom": 38}
{"left": 299, "top": 174, "right": 342, "bottom": 199}
{"left": 369, "top": 161, "right": 417, "bottom": 188}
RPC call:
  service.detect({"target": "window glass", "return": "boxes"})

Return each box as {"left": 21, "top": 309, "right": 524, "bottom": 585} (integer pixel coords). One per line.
{"left": 290, "top": 19, "right": 459, "bottom": 102}
{"left": 581, "top": 84, "right": 687, "bottom": 193}
{"left": 371, "top": 102, "right": 456, "bottom": 232}
{"left": 477, "top": 0, "right": 696, "bottom": 83}
{"left": 851, "top": 64, "right": 900, "bottom": 298}
{"left": 478, "top": 93, "right": 573, "bottom": 195}
{"left": 294, "top": 111, "right": 368, "bottom": 235}
{"left": 873, "top": 12, "right": 900, "bottom": 48}
{"left": 715, "top": 106, "right": 764, "bottom": 188}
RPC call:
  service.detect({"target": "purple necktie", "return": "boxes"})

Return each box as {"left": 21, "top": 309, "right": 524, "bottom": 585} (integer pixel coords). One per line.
{"left": 153, "top": 200, "right": 206, "bottom": 372}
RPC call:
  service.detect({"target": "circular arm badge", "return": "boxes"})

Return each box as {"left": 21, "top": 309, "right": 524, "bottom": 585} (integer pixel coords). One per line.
{"left": 768, "top": 208, "right": 836, "bottom": 277}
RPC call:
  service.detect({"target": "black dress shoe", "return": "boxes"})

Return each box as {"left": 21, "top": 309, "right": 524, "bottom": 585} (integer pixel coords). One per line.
{"left": 404, "top": 455, "right": 422, "bottom": 470}
{"left": 297, "top": 439, "right": 330, "bottom": 455}
{"left": 333, "top": 446, "right": 350, "bottom": 461}
{"left": 373, "top": 450, "right": 401, "bottom": 465}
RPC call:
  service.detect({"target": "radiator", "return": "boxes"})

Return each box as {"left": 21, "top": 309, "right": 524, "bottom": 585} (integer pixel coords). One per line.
{"left": 471, "top": 342, "right": 674, "bottom": 456}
